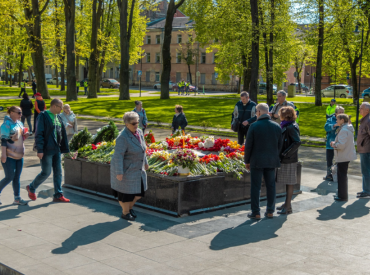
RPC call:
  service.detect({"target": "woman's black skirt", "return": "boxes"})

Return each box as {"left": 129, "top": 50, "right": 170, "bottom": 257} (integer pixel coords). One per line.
{"left": 112, "top": 178, "right": 145, "bottom": 203}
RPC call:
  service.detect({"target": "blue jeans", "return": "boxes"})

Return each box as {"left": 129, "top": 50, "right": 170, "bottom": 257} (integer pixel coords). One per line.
{"left": 0, "top": 157, "right": 23, "bottom": 199}
{"left": 84, "top": 87, "right": 87, "bottom": 94}
{"left": 360, "top": 153, "right": 370, "bottom": 194}
{"left": 29, "top": 152, "right": 63, "bottom": 198}
{"left": 21, "top": 115, "right": 33, "bottom": 133}
{"left": 250, "top": 168, "right": 276, "bottom": 214}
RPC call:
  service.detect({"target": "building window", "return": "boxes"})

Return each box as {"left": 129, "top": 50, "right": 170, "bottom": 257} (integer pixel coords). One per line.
{"left": 176, "top": 72, "right": 181, "bottom": 83}
{"left": 110, "top": 67, "right": 113, "bottom": 78}
{"left": 212, "top": 73, "right": 217, "bottom": 84}
{"left": 213, "top": 53, "right": 217, "bottom": 64}
{"left": 146, "top": 71, "right": 150, "bottom": 82}
{"left": 146, "top": 35, "right": 151, "bottom": 44}
{"left": 155, "top": 72, "right": 160, "bottom": 82}
{"left": 201, "top": 53, "right": 206, "bottom": 64}
{"left": 146, "top": 53, "right": 151, "bottom": 63}
{"left": 200, "top": 73, "right": 206, "bottom": 84}
{"left": 177, "top": 34, "right": 182, "bottom": 43}
{"left": 176, "top": 53, "right": 181, "bottom": 63}
{"left": 187, "top": 73, "right": 191, "bottom": 82}
{"left": 156, "top": 35, "right": 160, "bottom": 44}
{"left": 155, "top": 53, "right": 160, "bottom": 63}
{"left": 116, "top": 67, "right": 119, "bottom": 78}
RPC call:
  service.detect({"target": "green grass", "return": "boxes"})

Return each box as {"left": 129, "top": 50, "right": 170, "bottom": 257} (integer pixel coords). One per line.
{"left": 0, "top": 94, "right": 360, "bottom": 138}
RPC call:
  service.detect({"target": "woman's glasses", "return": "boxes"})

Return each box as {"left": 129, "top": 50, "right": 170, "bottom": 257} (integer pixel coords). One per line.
{"left": 130, "top": 122, "right": 139, "bottom": 126}
{"left": 13, "top": 111, "right": 22, "bottom": 115}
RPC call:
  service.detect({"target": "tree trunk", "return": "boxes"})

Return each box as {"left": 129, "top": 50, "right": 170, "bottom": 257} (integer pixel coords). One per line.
{"left": 188, "top": 64, "right": 192, "bottom": 85}
{"left": 351, "top": 63, "right": 358, "bottom": 103}
{"left": 55, "top": 66, "right": 59, "bottom": 87}
{"left": 314, "top": 0, "right": 323, "bottom": 106}
{"left": 249, "top": 0, "right": 259, "bottom": 103}
{"left": 88, "top": 0, "right": 103, "bottom": 98}
{"left": 18, "top": 53, "right": 24, "bottom": 87}
{"left": 64, "top": 0, "right": 77, "bottom": 101}
{"left": 267, "top": 0, "right": 274, "bottom": 106}
{"left": 5, "top": 61, "right": 8, "bottom": 84}
{"left": 61, "top": 63, "right": 65, "bottom": 91}
{"left": 160, "top": 0, "right": 186, "bottom": 99}
{"left": 118, "top": 0, "right": 136, "bottom": 100}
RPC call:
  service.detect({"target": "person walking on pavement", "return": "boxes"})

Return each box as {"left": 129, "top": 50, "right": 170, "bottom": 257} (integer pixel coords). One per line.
{"left": 76, "top": 80, "right": 80, "bottom": 94}
{"left": 0, "top": 106, "right": 30, "bottom": 205}
{"left": 27, "top": 99, "right": 70, "bottom": 203}
{"left": 31, "top": 79, "right": 37, "bottom": 98}
{"left": 324, "top": 106, "right": 345, "bottom": 181}
{"left": 33, "top": 93, "right": 46, "bottom": 133}
{"left": 326, "top": 99, "right": 337, "bottom": 119}
{"left": 19, "top": 80, "right": 26, "bottom": 98}
{"left": 270, "top": 91, "right": 295, "bottom": 124}
{"left": 231, "top": 91, "right": 257, "bottom": 145}
{"left": 83, "top": 79, "right": 88, "bottom": 95}
{"left": 20, "top": 93, "right": 33, "bottom": 136}
{"left": 59, "top": 104, "right": 78, "bottom": 142}
{"left": 330, "top": 114, "right": 356, "bottom": 201}
{"left": 245, "top": 103, "right": 282, "bottom": 220}
{"left": 357, "top": 102, "right": 370, "bottom": 199}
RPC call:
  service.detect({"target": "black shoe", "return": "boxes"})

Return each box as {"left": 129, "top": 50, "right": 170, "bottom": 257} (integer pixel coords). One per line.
{"left": 264, "top": 212, "right": 274, "bottom": 219}
{"left": 247, "top": 212, "right": 261, "bottom": 220}
{"left": 357, "top": 193, "right": 370, "bottom": 199}
{"left": 323, "top": 175, "right": 333, "bottom": 181}
{"left": 276, "top": 204, "right": 285, "bottom": 211}
{"left": 121, "top": 213, "right": 135, "bottom": 221}
{"left": 334, "top": 196, "right": 348, "bottom": 202}
{"left": 277, "top": 207, "right": 292, "bottom": 215}
{"left": 130, "top": 209, "right": 137, "bottom": 218}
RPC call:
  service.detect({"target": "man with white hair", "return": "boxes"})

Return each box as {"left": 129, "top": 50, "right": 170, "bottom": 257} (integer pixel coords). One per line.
{"left": 245, "top": 103, "right": 282, "bottom": 219}
{"left": 270, "top": 90, "right": 295, "bottom": 124}
{"left": 357, "top": 102, "right": 370, "bottom": 198}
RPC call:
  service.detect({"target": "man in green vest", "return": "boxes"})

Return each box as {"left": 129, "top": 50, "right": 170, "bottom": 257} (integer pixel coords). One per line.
{"left": 326, "top": 99, "right": 336, "bottom": 119}
{"left": 76, "top": 80, "right": 80, "bottom": 94}
{"left": 19, "top": 80, "right": 26, "bottom": 98}
{"left": 185, "top": 81, "right": 190, "bottom": 95}
{"left": 83, "top": 80, "right": 88, "bottom": 95}
{"left": 292, "top": 103, "right": 300, "bottom": 124}
{"left": 178, "top": 80, "right": 184, "bottom": 95}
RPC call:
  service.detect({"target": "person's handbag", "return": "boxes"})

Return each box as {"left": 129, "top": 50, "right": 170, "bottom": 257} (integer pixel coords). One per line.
{"left": 331, "top": 164, "right": 338, "bottom": 182}
{"left": 232, "top": 118, "right": 240, "bottom": 132}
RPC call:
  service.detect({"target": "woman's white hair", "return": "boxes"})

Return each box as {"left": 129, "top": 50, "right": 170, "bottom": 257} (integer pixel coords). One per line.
{"left": 123, "top": 111, "right": 139, "bottom": 124}
{"left": 63, "top": 104, "right": 70, "bottom": 110}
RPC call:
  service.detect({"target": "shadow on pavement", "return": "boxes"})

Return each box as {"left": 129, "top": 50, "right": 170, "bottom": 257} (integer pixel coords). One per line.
{"left": 317, "top": 199, "right": 370, "bottom": 221}
{"left": 310, "top": 180, "right": 337, "bottom": 195}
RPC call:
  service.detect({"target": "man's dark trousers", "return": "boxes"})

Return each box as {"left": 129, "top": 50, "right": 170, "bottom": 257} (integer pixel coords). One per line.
{"left": 250, "top": 167, "right": 276, "bottom": 215}
{"left": 238, "top": 125, "right": 249, "bottom": 145}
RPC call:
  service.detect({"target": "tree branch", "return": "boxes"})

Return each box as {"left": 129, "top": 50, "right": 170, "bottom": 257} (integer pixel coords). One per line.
{"left": 175, "top": 0, "right": 186, "bottom": 11}
{"left": 40, "top": 0, "right": 50, "bottom": 14}
{"left": 127, "top": 0, "right": 136, "bottom": 42}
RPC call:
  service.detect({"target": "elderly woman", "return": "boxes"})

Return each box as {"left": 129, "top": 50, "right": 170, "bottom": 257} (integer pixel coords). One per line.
{"left": 111, "top": 111, "right": 149, "bottom": 221}
{"left": 132, "top": 100, "right": 148, "bottom": 132}
{"left": 59, "top": 104, "right": 78, "bottom": 142}
{"left": 330, "top": 114, "right": 356, "bottom": 201}
{"left": 171, "top": 105, "right": 188, "bottom": 133}
{"left": 276, "top": 106, "right": 301, "bottom": 215}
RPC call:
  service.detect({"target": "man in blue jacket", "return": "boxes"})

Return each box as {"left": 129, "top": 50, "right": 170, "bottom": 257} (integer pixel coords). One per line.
{"left": 245, "top": 103, "right": 282, "bottom": 219}
{"left": 324, "top": 106, "right": 344, "bottom": 181}
{"left": 27, "top": 99, "right": 70, "bottom": 202}
{"left": 231, "top": 91, "right": 257, "bottom": 145}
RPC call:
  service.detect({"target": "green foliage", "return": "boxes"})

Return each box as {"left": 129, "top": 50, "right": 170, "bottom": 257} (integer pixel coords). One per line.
{"left": 199, "top": 120, "right": 213, "bottom": 131}
{"left": 69, "top": 127, "right": 93, "bottom": 151}
{"left": 92, "top": 120, "right": 119, "bottom": 144}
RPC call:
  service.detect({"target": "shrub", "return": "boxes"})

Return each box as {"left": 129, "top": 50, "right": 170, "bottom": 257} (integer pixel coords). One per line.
{"left": 92, "top": 120, "right": 119, "bottom": 144}
{"left": 199, "top": 121, "right": 213, "bottom": 131}
{"left": 69, "top": 127, "right": 93, "bottom": 151}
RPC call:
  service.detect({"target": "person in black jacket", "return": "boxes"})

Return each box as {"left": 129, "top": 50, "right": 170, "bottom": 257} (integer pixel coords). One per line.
{"left": 171, "top": 105, "right": 188, "bottom": 133}
{"left": 231, "top": 91, "right": 257, "bottom": 145}
{"left": 26, "top": 99, "right": 70, "bottom": 203}
{"left": 31, "top": 79, "right": 37, "bottom": 98}
{"left": 276, "top": 106, "right": 301, "bottom": 215}
{"left": 245, "top": 103, "right": 282, "bottom": 219}
{"left": 20, "top": 93, "right": 33, "bottom": 136}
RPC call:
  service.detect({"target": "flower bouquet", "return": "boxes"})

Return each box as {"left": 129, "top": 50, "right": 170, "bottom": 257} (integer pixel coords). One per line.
{"left": 144, "top": 130, "right": 155, "bottom": 144}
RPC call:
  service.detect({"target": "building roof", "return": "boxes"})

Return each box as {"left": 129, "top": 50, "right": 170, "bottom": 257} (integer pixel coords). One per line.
{"left": 147, "top": 16, "right": 195, "bottom": 29}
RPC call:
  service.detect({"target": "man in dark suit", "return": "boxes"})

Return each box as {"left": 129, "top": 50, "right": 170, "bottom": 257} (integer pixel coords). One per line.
{"left": 245, "top": 103, "right": 282, "bottom": 219}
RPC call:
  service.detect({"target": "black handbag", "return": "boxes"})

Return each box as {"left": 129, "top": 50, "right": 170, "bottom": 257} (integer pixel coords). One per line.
{"left": 232, "top": 118, "right": 240, "bottom": 132}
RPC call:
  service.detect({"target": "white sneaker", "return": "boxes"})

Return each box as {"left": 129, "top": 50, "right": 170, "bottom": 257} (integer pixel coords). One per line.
{"left": 13, "top": 198, "right": 28, "bottom": 205}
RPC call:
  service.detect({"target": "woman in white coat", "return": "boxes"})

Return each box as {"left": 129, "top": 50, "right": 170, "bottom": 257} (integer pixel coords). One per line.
{"left": 330, "top": 114, "right": 357, "bottom": 201}
{"left": 59, "top": 104, "right": 78, "bottom": 142}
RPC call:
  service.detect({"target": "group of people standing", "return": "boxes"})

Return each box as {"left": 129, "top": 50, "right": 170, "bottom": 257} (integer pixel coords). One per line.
{"left": 18, "top": 79, "right": 37, "bottom": 99}
{"left": 177, "top": 79, "right": 191, "bottom": 96}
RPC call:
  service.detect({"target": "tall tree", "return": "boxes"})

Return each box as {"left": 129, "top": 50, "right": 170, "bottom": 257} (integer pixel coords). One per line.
{"left": 314, "top": 0, "right": 324, "bottom": 106}
{"left": 249, "top": 0, "right": 259, "bottom": 102}
{"left": 160, "top": 0, "right": 186, "bottom": 99}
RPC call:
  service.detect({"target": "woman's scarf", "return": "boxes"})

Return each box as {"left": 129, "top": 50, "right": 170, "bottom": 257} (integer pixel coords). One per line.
{"left": 280, "top": 120, "right": 294, "bottom": 129}
{"left": 335, "top": 124, "right": 345, "bottom": 135}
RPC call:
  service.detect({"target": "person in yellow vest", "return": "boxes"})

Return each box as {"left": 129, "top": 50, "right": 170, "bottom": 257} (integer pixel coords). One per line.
{"left": 76, "top": 80, "right": 80, "bottom": 94}
{"left": 185, "top": 81, "right": 190, "bottom": 96}
{"left": 19, "top": 80, "right": 26, "bottom": 98}
{"left": 291, "top": 102, "right": 300, "bottom": 124}
{"left": 326, "top": 99, "right": 336, "bottom": 119}
{"left": 177, "top": 80, "right": 183, "bottom": 96}
{"left": 83, "top": 80, "right": 88, "bottom": 95}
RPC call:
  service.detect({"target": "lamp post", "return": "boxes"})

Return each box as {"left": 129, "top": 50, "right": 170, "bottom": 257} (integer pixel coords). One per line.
{"left": 139, "top": 52, "right": 146, "bottom": 98}
{"left": 354, "top": 25, "right": 364, "bottom": 138}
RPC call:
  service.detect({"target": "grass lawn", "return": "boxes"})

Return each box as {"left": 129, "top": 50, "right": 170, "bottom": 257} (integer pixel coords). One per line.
{"left": 0, "top": 96, "right": 360, "bottom": 138}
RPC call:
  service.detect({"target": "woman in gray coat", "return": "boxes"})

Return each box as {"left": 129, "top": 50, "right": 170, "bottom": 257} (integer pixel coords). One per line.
{"left": 111, "top": 111, "right": 149, "bottom": 221}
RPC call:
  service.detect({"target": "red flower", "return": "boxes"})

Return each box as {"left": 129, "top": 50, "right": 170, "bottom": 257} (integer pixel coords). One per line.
{"left": 92, "top": 144, "right": 97, "bottom": 150}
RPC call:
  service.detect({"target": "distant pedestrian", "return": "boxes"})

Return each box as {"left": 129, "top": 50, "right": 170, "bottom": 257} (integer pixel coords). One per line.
{"left": 171, "top": 105, "right": 188, "bottom": 133}
{"left": 34, "top": 93, "right": 46, "bottom": 133}
{"left": 111, "top": 111, "right": 149, "bottom": 221}
{"left": 83, "top": 80, "right": 88, "bottom": 95}
{"left": 270, "top": 91, "right": 295, "bottom": 124}
{"left": 26, "top": 99, "right": 70, "bottom": 203}
{"left": 32, "top": 79, "right": 37, "bottom": 98}
{"left": 330, "top": 114, "right": 356, "bottom": 201}
{"left": 231, "top": 91, "right": 257, "bottom": 145}
{"left": 326, "top": 99, "right": 337, "bottom": 119}
{"left": 357, "top": 102, "right": 370, "bottom": 199}
{"left": 59, "top": 104, "right": 78, "bottom": 142}
{"left": 324, "top": 106, "right": 344, "bottom": 181}
{"left": 185, "top": 81, "right": 190, "bottom": 95}
{"left": 76, "top": 80, "right": 80, "bottom": 94}
{"left": 20, "top": 93, "right": 33, "bottom": 136}
{"left": 133, "top": 101, "right": 148, "bottom": 133}
{"left": 276, "top": 106, "right": 301, "bottom": 215}
{"left": 245, "top": 103, "right": 282, "bottom": 219}
{"left": 0, "top": 106, "right": 30, "bottom": 205}
{"left": 18, "top": 80, "right": 26, "bottom": 98}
